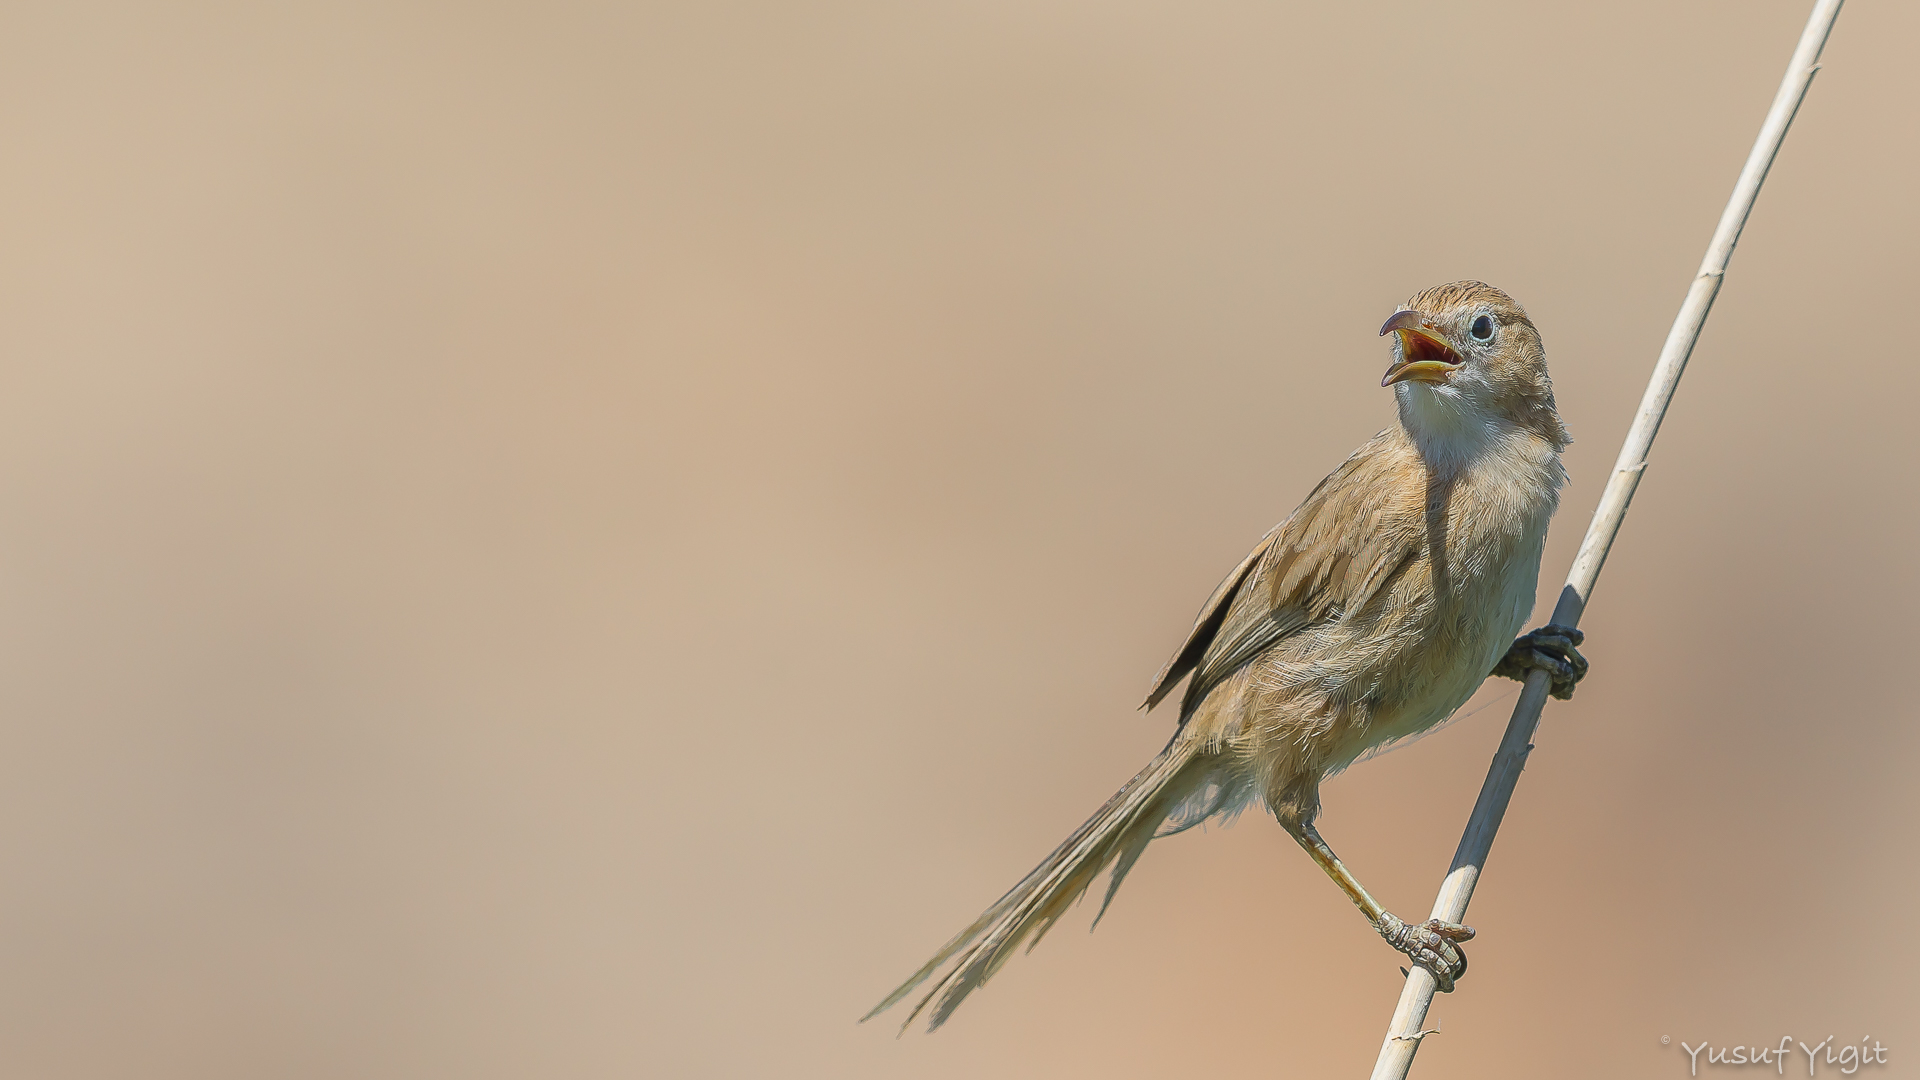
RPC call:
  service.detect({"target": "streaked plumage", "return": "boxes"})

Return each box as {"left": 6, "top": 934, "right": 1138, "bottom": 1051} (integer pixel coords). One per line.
{"left": 866, "top": 281, "right": 1573, "bottom": 1031}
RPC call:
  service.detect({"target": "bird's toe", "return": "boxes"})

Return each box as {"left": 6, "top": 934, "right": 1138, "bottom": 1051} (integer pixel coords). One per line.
{"left": 1378, "top": 914, "right": 1474, "bottom": 992}
{"left": 1495, "top": 623, "right": 1589, "bottom": 699}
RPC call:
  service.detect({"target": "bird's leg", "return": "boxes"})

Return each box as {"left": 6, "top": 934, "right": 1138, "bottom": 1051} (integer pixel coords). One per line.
{"left": 1280, "top": 818, "right": 1474, "bottom": 992}
{"left": 1493, "top": 623, "right": 1589, "bottom": 700}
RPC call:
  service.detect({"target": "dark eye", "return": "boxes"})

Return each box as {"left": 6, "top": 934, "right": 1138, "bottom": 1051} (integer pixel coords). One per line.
{"left": 1469, "top": 314, "right": 1495, "bottom": 341}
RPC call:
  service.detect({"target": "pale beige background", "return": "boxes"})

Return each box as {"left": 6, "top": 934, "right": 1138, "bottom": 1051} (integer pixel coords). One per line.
{"left": 0, "top": 2, "right": 1911, "bottom": 1077}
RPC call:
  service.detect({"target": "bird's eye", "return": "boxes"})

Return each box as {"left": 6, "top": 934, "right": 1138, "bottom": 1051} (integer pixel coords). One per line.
{"left": 1469, "top": 314, "right": 1495, "bottom": 341}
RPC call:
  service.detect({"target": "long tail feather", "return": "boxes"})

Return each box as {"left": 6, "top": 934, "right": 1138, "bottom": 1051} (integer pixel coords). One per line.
{"left": 862, "top": 739, "right": 1217, "bottom": 1032}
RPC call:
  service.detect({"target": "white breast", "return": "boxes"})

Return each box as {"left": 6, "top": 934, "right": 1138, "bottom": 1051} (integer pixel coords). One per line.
{"left": 1334, "top": 431, "right": 1562, "bottom": 770}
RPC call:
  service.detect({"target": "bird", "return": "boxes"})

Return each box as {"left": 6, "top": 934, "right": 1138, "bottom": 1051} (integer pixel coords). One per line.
{"left": 862, "top": 280, "right": 1589, "bottom": 1033}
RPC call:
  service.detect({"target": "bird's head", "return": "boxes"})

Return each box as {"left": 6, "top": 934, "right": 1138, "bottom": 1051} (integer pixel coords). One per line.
{"left": 1378, "top": 280, "right": 1569, "bottom": 453}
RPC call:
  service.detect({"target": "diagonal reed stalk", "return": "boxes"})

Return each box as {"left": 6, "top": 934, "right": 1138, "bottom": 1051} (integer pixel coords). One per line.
{"left": 1367, "top": 2, "right": 1846, "bottom": 1076}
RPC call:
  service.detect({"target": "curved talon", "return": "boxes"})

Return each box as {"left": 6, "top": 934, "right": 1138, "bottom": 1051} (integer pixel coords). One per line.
{"left": 1377, "top": 913, "right": 1474, "bottom": 992}
{"left": 1493, "top": 623, "right": 1589, "bottom": 700}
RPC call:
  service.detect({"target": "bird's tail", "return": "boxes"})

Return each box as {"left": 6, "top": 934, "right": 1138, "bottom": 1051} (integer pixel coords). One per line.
{"left": 862, "top": 737, "right": 1229, "bottom": 1032}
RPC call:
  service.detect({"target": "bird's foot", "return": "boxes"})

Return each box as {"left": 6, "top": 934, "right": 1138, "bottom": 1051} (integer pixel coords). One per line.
{"left": 1377, "top": 912, "right": 1474, "bottom": 992}
{"left": 1493, "top": 623, "right": 1588, "bottom": 700}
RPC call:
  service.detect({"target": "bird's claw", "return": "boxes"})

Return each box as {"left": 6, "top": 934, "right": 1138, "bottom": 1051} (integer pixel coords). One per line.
{"left": 1493, "top": 623, "right": 1588, "bottom": 700}
{"left": 1377, "top": 913, "right": 1474, "bottom": 993}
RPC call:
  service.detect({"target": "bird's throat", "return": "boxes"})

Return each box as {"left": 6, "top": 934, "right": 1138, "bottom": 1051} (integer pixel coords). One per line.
{"left": 1395, "top": 384, "right": 1501, "bottom": 471}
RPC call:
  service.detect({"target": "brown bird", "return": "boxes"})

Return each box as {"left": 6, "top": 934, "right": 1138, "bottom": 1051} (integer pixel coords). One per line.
{"left": 863, "top": 280, "right": 1589, "bottom": 1032}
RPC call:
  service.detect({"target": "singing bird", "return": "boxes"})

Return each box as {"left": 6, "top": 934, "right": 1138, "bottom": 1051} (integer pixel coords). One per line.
{"left": 864, "top": 280, "right": 1589, "bottom": 1032}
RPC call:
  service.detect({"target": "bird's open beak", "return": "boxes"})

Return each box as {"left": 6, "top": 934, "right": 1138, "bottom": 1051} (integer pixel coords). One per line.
{"left": 1378, "top": 310, "right": 1463, "bottom": 387}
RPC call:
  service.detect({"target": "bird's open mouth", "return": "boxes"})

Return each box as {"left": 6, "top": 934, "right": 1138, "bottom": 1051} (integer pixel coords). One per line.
{"left": 1378, "top": 310, "right": 1462, "bottom": 386}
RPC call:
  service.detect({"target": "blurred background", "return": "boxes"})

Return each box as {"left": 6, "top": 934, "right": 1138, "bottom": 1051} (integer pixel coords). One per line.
{"left": 0, "top": 1, "right": 1910, "bottom": 1077}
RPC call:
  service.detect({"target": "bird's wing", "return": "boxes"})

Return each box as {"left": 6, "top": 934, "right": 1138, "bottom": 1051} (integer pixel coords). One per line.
{"left": 1140, "top": 530, "right": 1275, "bottom": 711}
{"left": 1142, "top": 432, "right": 1422, "bottom": 718}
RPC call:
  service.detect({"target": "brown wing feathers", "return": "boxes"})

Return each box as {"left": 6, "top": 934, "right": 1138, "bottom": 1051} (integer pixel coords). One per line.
{"left": 1155, "top": 436, "right": 1419, "bottom": 721}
